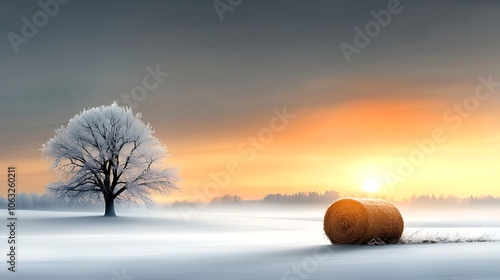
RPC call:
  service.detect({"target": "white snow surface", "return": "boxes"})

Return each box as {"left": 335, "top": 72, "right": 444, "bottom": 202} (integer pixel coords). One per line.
{"left": 1, "top": 209, "right": 499, "bottom": 280}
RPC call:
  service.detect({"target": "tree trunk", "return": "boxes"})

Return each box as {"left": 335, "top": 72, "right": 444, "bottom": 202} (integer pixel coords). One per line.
{"left": 104, "top": 196, "right": 116, "bottom": 217}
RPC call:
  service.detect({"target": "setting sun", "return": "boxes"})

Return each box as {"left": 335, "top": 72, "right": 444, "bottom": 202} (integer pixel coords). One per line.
{"left": 362, "top": 178, "right": 380, "bottom": 193}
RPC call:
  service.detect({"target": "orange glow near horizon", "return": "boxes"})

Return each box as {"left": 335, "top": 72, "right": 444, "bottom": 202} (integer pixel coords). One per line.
{"left": 7, "top": 79, "right": 500, "bottom": 204}
{"left": 154, "top": 96, "right": 500, "bottom": 203}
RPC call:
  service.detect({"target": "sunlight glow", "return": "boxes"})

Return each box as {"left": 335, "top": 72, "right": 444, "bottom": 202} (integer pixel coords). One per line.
{"left": 362, "top": 178, "right": 380, "bottom": 193}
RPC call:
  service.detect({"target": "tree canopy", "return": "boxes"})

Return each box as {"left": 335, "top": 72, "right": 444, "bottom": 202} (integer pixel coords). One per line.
{"left": 42, "top": 103, "right": 179, "bottom": 216}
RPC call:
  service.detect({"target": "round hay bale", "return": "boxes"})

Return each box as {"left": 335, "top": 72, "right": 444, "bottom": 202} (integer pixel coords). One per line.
{"left": 323, "top": 198, "right": 404, "bottom": 245}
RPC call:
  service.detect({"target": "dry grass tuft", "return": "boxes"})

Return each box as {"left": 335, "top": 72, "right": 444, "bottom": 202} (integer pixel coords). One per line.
{"left": 398, "top": 229, "right": 493, "bottom": 244}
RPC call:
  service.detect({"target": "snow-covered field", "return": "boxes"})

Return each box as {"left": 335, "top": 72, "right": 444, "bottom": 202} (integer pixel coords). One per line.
{"left": 1, "top": 208, "right": 500, "bottom": 280}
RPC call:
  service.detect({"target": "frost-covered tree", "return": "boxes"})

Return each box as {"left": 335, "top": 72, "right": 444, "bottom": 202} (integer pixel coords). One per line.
{"left": 42, "top": 103, "right": 179, "bottom": 216}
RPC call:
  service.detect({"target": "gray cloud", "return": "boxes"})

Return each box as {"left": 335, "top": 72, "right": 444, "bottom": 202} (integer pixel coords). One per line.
{"left": 1, "top": 0, "right": 500, "bottom": 157}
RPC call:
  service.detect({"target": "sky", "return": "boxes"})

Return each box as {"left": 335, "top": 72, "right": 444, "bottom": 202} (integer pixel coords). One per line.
{"left": 1, "top": 0, "right": 500, "bottom": 203}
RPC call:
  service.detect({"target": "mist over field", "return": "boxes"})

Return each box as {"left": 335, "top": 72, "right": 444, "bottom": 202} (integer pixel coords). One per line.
{"left": 2, "top": 189, "right": 499, "bottom": 279}
{"left": 3, "top": 190, "right": 500, "bottom": 217}
{"left": 1, "top": 207, "right": 499, "bottom": 280}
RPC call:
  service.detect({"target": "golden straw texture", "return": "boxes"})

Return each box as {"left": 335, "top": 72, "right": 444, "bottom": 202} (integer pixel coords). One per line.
{"left": 323, "top": 198, "right": 404, "bottom": 245}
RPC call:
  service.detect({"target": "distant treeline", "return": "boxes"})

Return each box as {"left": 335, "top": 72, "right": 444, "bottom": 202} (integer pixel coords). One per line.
{"left": 2, "top": 191, "right": 500, "bottom": 210}
{"left": 172, "top": 192, "right": 500, "bottom": 208}
{"left": 403, "top": 194, "right": 500, "bottom": 208}
{"left": 262, "top": 191, "right": 341, "bottom": 204}
{"left": 0, "top": 193, "right": 98, "bottom": 211}
{"left": 170, "top": 191, "right": 341, "bottom": 208}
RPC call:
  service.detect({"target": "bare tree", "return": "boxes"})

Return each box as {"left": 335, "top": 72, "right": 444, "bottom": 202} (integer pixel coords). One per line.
{"left": 42, "top": 103, "right": 179, "bottom": 216}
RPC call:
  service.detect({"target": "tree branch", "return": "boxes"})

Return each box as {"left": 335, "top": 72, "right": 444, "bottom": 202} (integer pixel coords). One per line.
{"left": 113, "top": 186, "right": 127, "bottom": 199}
